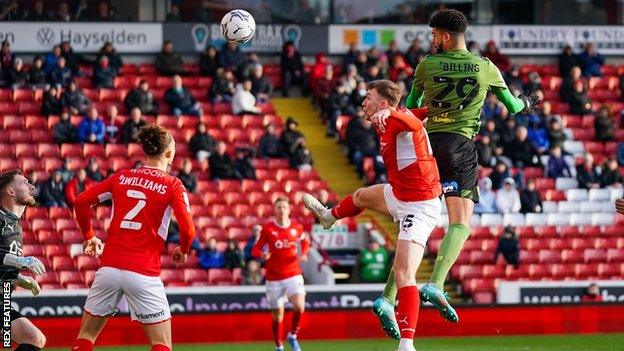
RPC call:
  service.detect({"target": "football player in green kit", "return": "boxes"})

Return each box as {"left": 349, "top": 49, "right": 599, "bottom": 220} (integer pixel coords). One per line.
{"left": 372, "top": 9, "right": 538, "bottom": 339}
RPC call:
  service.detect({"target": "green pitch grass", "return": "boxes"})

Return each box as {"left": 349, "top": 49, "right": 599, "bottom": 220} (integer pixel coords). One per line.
{"left": 49, "top": 333, "right": 624, "bottom": 350}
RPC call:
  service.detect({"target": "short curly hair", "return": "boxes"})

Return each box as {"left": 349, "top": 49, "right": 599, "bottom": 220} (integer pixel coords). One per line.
{"left": 429, "top": 9, "right": 468, "bottom": 34}
{"left": 137, "top": 123, "right": 173, "bottom": 157}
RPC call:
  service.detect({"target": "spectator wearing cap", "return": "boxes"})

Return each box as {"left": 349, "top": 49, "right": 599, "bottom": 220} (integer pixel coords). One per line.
{"left": 155, "top": 41, "right": 186, "bottom": 76}
{"left": 281, "top": 117, "right": 313, "bottom": 170}
{"left": 494, "top": 226, "right": 520, "bottom": 268}
{"left": 165, "top": 75, "right": 202, "bottom": 116}
{"left": 578, "top": 43, "right": 605, "bottom": 78}
{"left": 281, "top": 117, "right": 304, "bottom": 158}
{"left": 124, "top": 80, "right": 158, "bottom": 115}
{"left": 474, "top": 178, "right": 496, "bottom": 214}
{"left": 232, "top": 80, "right": 262, "bottom": 116}
{"left": 496, "top": 178, "right": 521, "bottom": 214}
{"left": 258, "top": 123, "right": 284, "bottom": 159}
{"left": 489, "top": 161, "right": 510, "bottom": 191}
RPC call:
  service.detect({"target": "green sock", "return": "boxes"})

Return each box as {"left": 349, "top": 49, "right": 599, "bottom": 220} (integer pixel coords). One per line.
{"left": 430, "top": 223, "right": 471, "bottom": 288}
{"left": 382, "top": 266, "right": 397, "bottom": 303}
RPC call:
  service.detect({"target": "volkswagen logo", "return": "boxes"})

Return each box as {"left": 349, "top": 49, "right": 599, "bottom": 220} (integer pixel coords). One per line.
{"left": 36, "top": 27, "right": 55, "bottom": 46}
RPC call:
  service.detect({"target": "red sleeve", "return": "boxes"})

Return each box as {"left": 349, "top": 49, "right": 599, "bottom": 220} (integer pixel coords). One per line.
{"left": 387, "top": 110, "right": 426, "bottom": 136}
{"left": 300, "top": 229, "right": 310, "bottom": 257}
{"left": 74, "top": 175, "right": 117, "bottom": 240}
{"left": 170, "top": 179, "right": 195, "bottom": 254}
{"left": 65, "top": 179, "right": 77, "bottom": 206}
{"left": 408, "top": 107, "right": 428, "bottom": 121}
{"left": 251, "top": 226, "right": 269, "bottom": 258}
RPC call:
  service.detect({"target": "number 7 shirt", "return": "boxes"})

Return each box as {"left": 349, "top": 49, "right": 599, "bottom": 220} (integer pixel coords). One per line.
{"left": 74, "top": 166, "right": 196, "bottom": 276}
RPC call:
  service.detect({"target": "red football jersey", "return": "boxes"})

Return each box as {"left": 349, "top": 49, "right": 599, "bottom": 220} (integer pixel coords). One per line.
{"left": 251, "top": 220, "right": 310, "bottom": 281}
{"left": 74, "top": 166, "right": 196, "bottom": 276}
{"left": 376, "top": 108, "right": 442, "bottom": 202}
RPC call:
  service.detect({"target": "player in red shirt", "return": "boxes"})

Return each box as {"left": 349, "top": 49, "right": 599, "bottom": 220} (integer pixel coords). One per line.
{"left": 303, "top": 80, "right": 441, "bottom": 351}
{"left": 252, "top": 197, "right": 310, "bottom": 351}
{"left": 70, "top": 124, "right": 196, "bottom": 351}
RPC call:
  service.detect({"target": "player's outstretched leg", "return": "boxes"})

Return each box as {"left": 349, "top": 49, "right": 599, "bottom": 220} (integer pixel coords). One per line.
{"left": 302, "top": 193, "right": 364, "bottom": 230}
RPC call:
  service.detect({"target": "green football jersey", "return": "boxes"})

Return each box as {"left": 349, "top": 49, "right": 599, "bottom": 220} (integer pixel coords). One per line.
{"left": 411, "top": 49, "right": 508, "bottom": 139}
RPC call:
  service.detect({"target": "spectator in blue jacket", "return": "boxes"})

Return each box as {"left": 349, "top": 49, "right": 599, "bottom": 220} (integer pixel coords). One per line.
{"left": 43, "top": 45, "right": 62, "bottom": 74}
{"left": 527, "top": 118, "right": 550, "bottom": 155}
{"left": 578, "top": 43, "right": 605, "bottom": 77}
{"left": 165, "top": 75, "right": 203, "bottom": 116}
{"left": 77, "top": 107, "right": 106, "bottom": 144}
{"left": 199, "top": 238, "right": 225, "bottom": 269}
{"left": 218, "top": 42, "right": 245, "bottom": 71}
{"left": 91, "top": 55, "right": 117, "bottom": 89}
{"left": 547, "top": 146, "right": 572, "bottom": 178}
{"left": 50, "top": 57, "right": 73, "bottom": 88}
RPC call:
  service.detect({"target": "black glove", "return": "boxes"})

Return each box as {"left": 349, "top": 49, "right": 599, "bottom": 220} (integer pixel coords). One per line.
{"left": 519, "top": 94, "right": 540, "bottom": 113}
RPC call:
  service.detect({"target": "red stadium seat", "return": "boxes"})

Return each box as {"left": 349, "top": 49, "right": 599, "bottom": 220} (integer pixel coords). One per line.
{"left": 550, "top": 264, "right": 574, "bottom": 278}
{"left": 30, "top": 129, "right": 54, "bottom": 143}
{"left": 52, "top": 256, "right": 76, "bottom": 271}
{"left": 183, "top": 269, "right": 208, "bottom": 283}
{"left": 505, "top": 265, "right": 530, "bottom": 280}
{"left": 49, "top": 207, "right": 72, "bottom": 221}
{"left": 534, "top": 226, "right": 557, "bottom": 238}
{"left": 482, "top": 265, "right": 505, "bottom": 279}
{"left": 62, "top": 230, "right": 83, "bottom": 244}
{"left": 463, "top": 278, "right": 496, "bottom": 294}
{"left": 76, "top": 256, "right": 100, "bottom": 271}
{"left": 61, "top": 144, "right": 83, "bottom": 158}
{"left": 59, "top": 271, "right": 84, "bottom": 286}
{"left": 575, "top": 263, "right": 599, "bottom": 278}
{"left": 160, "top": 269, "right": 183, "bottom": 284}
{"left": 35, "top": 272, "right": 58, "bottom": 285}
{"left": 31, "top": 218, "right": 54, "bottom": 232}
{"left": 607, "top": 249, "right": 624, "bottom": 263}
{"left": 127, "top": 143, "right": 143, "bottom": 158}
{"left": 25, "top": 115, "right": 47, "bottom": 130}
{"left": 44, "top": 244, "right": 68, "bottom": 258}
{"left": 208, "top": 269, "right": 232, "bottom": 284}
{"left": 37, "top": 143, "right": 61, "bottom": 158}
{"left": 22, "top": 245, "right": 44, "bottom": 257}
{"left": 519, "top": 251, "right": 539, "bottom": 264}
{"left": 24, "top": 207, "right": 48, "bottom": 221}
{"left": 538, "top": 250, "right": 560, "bottom": 264}
{"left": 83, "top": 144, "right": 105, "bottom": 158}
{"left": 529, "top": 264, "right": 550, "bottom": 279}
{"left": 598, "top": 263, "right": 620, "bottom": 278}
{"left": 37, "top": 230, "right": 62, "bottom": 245}
{"left": 584, "top": 249, "right": 607, "bottom": 263}
{"left": 55, "top": 218, "right": 79, "bottom": 232}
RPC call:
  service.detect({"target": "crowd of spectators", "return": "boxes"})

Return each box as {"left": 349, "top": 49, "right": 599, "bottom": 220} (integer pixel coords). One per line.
{"left": 0, "top": 1, "right": 117, "bottom": 22}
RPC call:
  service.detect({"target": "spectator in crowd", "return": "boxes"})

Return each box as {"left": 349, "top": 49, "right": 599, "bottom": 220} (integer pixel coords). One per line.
{"left": 538, "top": 101, "right": 562, "bottom": 125}
{"left": 594, "top": 105, "right": 617, "bottom": 141}
{"left": 6, "top": 57, "right": 28, "bottom": 89}
{"left": 384, "top": 40, "right": 401, "bottom": 64}
{"left": 165, "top": 75, "right": 202, "bottom": 116}
{"left": 310, "top": 52, "right": 331, "bottom": 94}
{"left": 199, "top": 45, "right": 220, "bottom": 77}
{"left": 41, "top": 86, "right": 62, "bottom": 116}
{"left": 96, "top": 42, "right": 122, "bottom": 71}
{"left": 211, "top": 69, "right": 236, "bottom": 103}
{"left": 354, "top": 51, "right": 369, "bottom": 75}
{"left": 258, "top": 123, "right": 284, "bottom": 159}
{"left": 363, "top": 65, "right": 382, "bottom": 83}
{"left": 340, "top": 64, "right": 361, "bottom": 95}
{"left": 0, "top": 1, "right": 22, "bottom": 20}
{"left": 520, "top": 179, "right": 542, "bottom": 214}
{"left": 232, "top": 80, "right": 261, "bottom": 115}
{"left": 359, "top": 240, "right": 389, "bottom": 283}
{"left": 166, "top": 219, "right": 202, "bottom": 252}
{"left": 507, "top": 126, "right": 541, "bottom": 167}
{"left": 218, "top": 42, "right": 245, "bottom": 72}
{"left": 209, "top": 141, "right": 241, "bottom": 180}
{"left": 124, "top": 80, "right": 158, "bottom": 115}
{"left": 524, "top": 71, "right": 542, "bottom": 94}
{"left": 327, "top": 85, "right": 355, "bottom": 137}
{"left": 490, "top": 161, "right": 510, "bottom": 191}
{"left": 239, "top": 52, "right": 261, "bottom": 80}
{"left": 617, "top": 142, "right": 624, "bottom": 166}
{"left": 280, "top": 41, "right": 305, "bottom": 97}
{"left": 77, "top": 107, "right": 105, "bottom": 144}
{"left": 199, "top": 238, "right": 224, "bottom": 269}
{"left": 73, "top": 0, "right": 90, "bottom": 21}
{"left": 60, "top": 41, "right": 83, "bottom": 76}
{"left": 599, "top": 158, "right": 623, "bottom": 188}
{"left": 234, "top": 147, "right": 256, "bottom": 180}
{"left": 582, "top": 283, "right": 603, "bottom": 302}
{"left": 120, "top": 107, "right": 147, "bottom": 144}
{"left": 346, "top": 116, "right": 383, "bottom": 181}
{"left": 578, "top": 43, "right": 605, "bottom": 77}
{"left": 504, "top": 65, "right": 523, "bottom": 91}
{"left": 91, "top": 56, "right": 117, "bottom": 89}
{"left": 577, "top": 153, "right": 601, "bottom": 189}
{"left": 482, "top": 94, "right": 504, "bottom": 121}
{"left": 477, "top": 135, "right": 496, "bottom": 167}
{"left": 155, "top": 41, "right": 186, "bottom": 76}
{"left": 41, "top": 170, "right": 67, "bottom": 207}
{"left": 244, "top": 225, "right": 262, "bottom": 262}
{"left": 351, "top": 81, "right": 367, "bottom": 108}
{"left": 496, "top": 178, "right": 521, "bottom": 214}
{"left": 61, "top": 81, "right": 90, "bottom": 115}
{"left": 569, "top": 80, "right": 593, "bottom": 115}
{"left": 43, "top": 45, "right": 62, "bottom": 74}
{"left": 29, "top": 56, "right": 48, "bottom": 89}
{"left": 0, "top": 42, "right": 14, "bottom": 80}
{"left": 58, "top": 158, "right": 74, "bottom": 183}
{"left": 65, "top": 169, "right": 92, "bottom": 206}
{"left": 484, "top": 40, "right": 511, "bottom": 73}
{"left": 547, "top": 146, "right": 571, "bottom": 178}
{"left": 224, "top": 240, "right": 245, "bottom": 270}
{"left": 189, "top": 122, "right": 216, "bottom": 161}
{"left": 249, "top": 64, "right": 272, "bottom": 103}
{"left": 474, "top": 178, "right": 497, "bottom": 214}
{"left": 342, "top": 43, "right": 357, "bottom": 72}
{"left": 53, "top": 1, "right": 71, "bottom": 21}
{"left": 560, "top": 66, "right": 582, "bottom": 103}
{"left": 54, "top": 111, "right": 76, "bottom": 144}
{"left": 28, "top": 172, "right": 42, "bottom": 204}
{"left": 50, "top": 57, "right": 73, "bottom": 88}
{"left": 177, "top": 159, "right": 197, "bottom": 193}
{"left": 85, "top": 158, "right": 104, "bottom": 182}
{"left": 494, "top": 226, "right": 520, "bottom": 268}
{"left": 498, "top": 112, "right": 517, "bottom": 151}
{"left": 547, "top": 118, "right": 567, "bottom": 150}
{"left": 243, "top": 260, "right": 264, "bottom": 285}
{"left": 93, "top": 0, "right": 115, "bottom": 21}
{"left": 558, "top": 45, "right": 579, "bottom": 78}
{"left": 481, "top": 119, "right": 501, "bottom": 147}
{"left": 104, "top": 104, "right": 120, "bottom": 143}
{"left": 26, "top": 0, "right": 49, "bottom": 21}
{"left": 527, "top": 118, "right": 550, "bottom": 155}
{"left": 165, "top": 4, "right": 182, "bottom": 22}
{"left": 405, "top": 38, "right": 425, "bottom": 68}
{"left": 281, "top": 117, "right": 313, "bottom": 170}
{"left": 194, "top": 0, "right": 215, "bottom": 22}
{"left": 314, "top": 67, "right": 335, "bottom": 113}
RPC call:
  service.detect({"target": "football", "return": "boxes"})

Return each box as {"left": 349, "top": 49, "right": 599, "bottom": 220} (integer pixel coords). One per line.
{"left": 220, "top": 9, "right": 256, "bottom": 44}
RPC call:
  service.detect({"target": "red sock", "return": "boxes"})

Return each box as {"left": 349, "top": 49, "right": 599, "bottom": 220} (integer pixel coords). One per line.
{"left": 71, "top": 338, "right": 94, "bottom": 351}
{"left": 151, "top": 345, "right": 171, "bottom": 351}
{"left": 272, "top": 319, "right": 284, "bottom": 347}
{"left": 396, "top": 286, "right": 420, "bottom": 339}
{"left": 290, "top": 311, "right": 303, "bottom": 335}
{"left": 331, "top": 195, "right": 364, "bottom": 219}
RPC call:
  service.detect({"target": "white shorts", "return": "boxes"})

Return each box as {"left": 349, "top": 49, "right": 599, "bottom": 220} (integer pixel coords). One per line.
{"left": 266, "top": 274, "right": 306, "bottom": 309}
{"left": 84, "top": 267, "right": 171, "bottom": 324}
{"left": 383, "top": 184, "right": 441, "bottom": 247}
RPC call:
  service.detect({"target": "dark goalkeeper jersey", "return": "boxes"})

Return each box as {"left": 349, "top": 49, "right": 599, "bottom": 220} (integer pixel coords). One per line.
{"left": 0, "top": 207, "right": 23, "bottom": 282}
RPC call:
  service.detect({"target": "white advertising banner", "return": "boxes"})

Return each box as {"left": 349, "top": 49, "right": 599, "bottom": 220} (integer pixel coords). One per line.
{"left": 0, "top": 22, "right": 163, "bottom": 53}
{"left": 498, "top": 280, "right": 624, "bottom": 304}
{"left": 492, "top": 25, "right": 624, "bottom": 55}
{"left": 328, "top": 24, "right": 492, "bottom": 54}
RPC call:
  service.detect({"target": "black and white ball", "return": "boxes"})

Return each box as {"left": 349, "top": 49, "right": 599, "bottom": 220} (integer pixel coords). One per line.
{"left": 220, "top": 9, "right": 256, "bottom": 44}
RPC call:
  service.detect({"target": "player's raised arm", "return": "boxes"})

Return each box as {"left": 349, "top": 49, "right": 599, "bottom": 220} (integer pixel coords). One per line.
{"left": 170, "top": 180, "right": 196, "bottom": 254}
{"left": 74, "top": 174, "right": 117, "bottom": 240}
{"left": 486, "top": 60, "right": 538, "bottom": 113}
